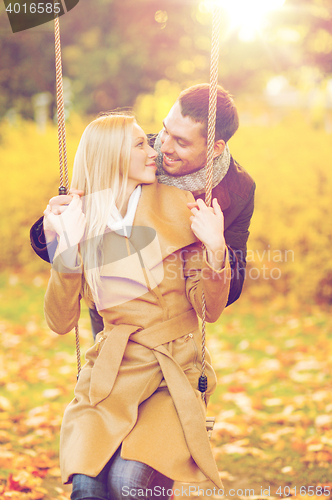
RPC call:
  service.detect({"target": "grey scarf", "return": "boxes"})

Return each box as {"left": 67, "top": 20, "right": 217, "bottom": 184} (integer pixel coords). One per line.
{"left": 154, "top": 131, "right": 231, "bottom": 195}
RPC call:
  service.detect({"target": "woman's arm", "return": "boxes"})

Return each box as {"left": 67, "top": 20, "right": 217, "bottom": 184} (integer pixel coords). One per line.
{"left": 188, "top": 198, "right": 226, "bottom": 271}
{"left": 183, "top": 243, "right": 231, "bottom": 323}
{"left": 43, "top": 194, "right": 86, "bottom": 334}
{"left": 44, "top": 266, "right": 82, "bottom": 335}
{"left": 184, "top": 197, "right": 231, "bottom": 322}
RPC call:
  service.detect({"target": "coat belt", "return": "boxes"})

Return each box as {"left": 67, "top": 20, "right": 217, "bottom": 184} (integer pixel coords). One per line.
{"left": 89, "top": 309, "right": 198, "bottom": 405}
{"left": 88, "top": 308, "right": 222, "bottom": 489}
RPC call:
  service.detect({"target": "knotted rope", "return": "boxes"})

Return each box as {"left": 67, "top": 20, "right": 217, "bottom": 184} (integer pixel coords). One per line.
{"left": 199, "top": 3, "right": 222, "bottom": 403}
{"left": 54, "top": 15, "right": 81, "bottom": 377}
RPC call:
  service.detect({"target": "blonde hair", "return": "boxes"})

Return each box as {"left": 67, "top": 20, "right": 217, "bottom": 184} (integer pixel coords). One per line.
{"left": 71, "top": 112, "right": 135, "bottom": 304}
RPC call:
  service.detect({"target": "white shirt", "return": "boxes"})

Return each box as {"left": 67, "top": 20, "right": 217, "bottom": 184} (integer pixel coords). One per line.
{"left": 107, "top": 185, "right": 142, "bottom": 238}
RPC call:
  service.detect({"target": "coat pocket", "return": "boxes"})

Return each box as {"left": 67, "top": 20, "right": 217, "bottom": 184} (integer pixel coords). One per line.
{"left": 184, "top": 332, "right": 200, "bottom": 370}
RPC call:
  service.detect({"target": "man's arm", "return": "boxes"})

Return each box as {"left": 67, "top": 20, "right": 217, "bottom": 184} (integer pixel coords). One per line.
{"left": 30, "top": 216, "right": 57, "bottom": 263}
{"left": 224, "top": 183, "right": 255, "bottom": 306}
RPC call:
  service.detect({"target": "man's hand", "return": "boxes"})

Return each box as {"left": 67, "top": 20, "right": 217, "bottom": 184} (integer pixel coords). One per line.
{"left": 188, "top": 198, "right": 226, "bottom": 270}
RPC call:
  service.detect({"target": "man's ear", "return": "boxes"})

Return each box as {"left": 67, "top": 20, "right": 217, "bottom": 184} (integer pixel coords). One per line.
{"left": 213, "top": 139, "right": 226, "bottom": 159}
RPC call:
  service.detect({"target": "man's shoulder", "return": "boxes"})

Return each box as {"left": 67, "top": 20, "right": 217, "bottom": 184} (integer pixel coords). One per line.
{"left": 220, "top": 157, "right": 255, "bottom": 201}
{"left": 209, "top": 157, "right": 255, "bottom": 212}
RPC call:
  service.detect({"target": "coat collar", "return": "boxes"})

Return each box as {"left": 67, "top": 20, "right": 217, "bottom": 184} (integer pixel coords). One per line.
{"left": 133, "top": 181, "right": 198, "bottom": 260}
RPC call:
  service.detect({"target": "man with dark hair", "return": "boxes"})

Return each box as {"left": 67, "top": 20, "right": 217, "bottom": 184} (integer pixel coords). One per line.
{"left": 178, "top": 83, "right": 239, "bottom": 143}
{"left": 30, "top": 83, "right": 255, "bottom": 338}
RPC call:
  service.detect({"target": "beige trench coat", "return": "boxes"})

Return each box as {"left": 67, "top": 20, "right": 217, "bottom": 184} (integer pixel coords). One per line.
{"left": 44, "top": 182, "right": 231, "bottom": 488}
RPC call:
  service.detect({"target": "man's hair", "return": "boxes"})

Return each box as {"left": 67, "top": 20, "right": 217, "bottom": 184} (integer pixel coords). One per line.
{"left": 177, "top": 83, "right": 239, "bottom": 143}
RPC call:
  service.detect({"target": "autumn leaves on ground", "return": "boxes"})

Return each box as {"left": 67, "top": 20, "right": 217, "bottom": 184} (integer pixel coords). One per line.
{"left": 1, "top": 277, "right": 332, "bottom": 499}
{"left": 1, "top": 112, "right": 332, "bottom": 498}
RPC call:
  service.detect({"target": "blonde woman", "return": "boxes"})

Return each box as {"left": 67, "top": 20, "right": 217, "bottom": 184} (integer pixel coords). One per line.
{"left": 44, "top": 112, "right": 231, "bottom": 500}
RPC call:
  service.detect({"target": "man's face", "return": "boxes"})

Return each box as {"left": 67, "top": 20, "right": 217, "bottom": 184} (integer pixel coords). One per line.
{"left": 160, "top": 101, "right": 208, "bottom": 176}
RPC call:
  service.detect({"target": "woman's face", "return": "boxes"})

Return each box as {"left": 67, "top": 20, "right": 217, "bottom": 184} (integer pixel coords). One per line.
{"left": 127, "top": 123, "right": 157, "bottom": 190}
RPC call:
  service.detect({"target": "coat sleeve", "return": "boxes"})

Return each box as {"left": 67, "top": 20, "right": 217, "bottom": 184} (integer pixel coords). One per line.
{"left": 30, "top": 216, "right": 57, "bottom": 264}
{"left": 182, "top": 242, "right": 231, "bottom": 323}
{"left": 225, "top": 182, "right": 255, "bottom": 306}
{"left": 44, "top": 253, "right": 83, "bottom": 335}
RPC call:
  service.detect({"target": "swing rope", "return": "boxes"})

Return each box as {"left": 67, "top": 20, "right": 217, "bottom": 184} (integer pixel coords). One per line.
{"left": 53, "top": 5, "right": 221, "bottom": 386}
{"left": 54, "top": 17, "right": 69, "bottom": 194}
{"left": 54, "top": 15, "right": 81, "bottom": 377}
{"left": 199, "top": 3, "right": 222, "bottom": 403}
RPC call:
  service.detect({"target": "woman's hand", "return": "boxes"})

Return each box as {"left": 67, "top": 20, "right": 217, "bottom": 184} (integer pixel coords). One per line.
{"left": 43, "top": 189, "right": 85, "bottom": 245}
{"left": 44, "top": 194, "right": 86, "bottom": 252}
{"left": 48, "top": 189, "right": 85, "bottom": 215}
{"left": 188, "top": 198, "right": 226, "bottom": 270}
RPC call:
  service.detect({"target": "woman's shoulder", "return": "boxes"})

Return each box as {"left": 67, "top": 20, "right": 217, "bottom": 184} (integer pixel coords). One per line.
{"left": 143, "top": 181, "right": 195, "bottom": 204}
{"left": 138, "top": 181, "right": 197, "bottom": 255}
{"left": 137, "top": 181, "right": 195, "bottom": 231}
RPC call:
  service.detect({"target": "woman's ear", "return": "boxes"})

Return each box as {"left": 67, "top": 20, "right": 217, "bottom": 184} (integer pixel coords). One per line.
{"left": 213, "top": 139, "right": 226, "bottom": 159}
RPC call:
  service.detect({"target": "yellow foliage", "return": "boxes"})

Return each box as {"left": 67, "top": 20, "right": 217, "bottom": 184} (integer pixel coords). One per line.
{"left": 134, "top": 80, "right": 182, "bottom": 133}
{"left": 230, "top": 110, "right": 332, "bottom": 305}
{"left": 0, "top": 115, "right": 88, "bottom": 272}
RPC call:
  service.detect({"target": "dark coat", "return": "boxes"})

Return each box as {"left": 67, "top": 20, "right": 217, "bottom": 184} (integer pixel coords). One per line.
{"left": 200, "top": 156, "right": 255, "bottom": 305}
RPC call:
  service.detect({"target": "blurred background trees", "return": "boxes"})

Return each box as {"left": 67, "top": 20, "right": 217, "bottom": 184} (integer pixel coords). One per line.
{"left": 0, "top": 0, "right": 331, "bottom": 119}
